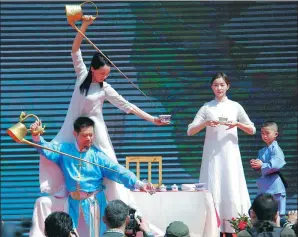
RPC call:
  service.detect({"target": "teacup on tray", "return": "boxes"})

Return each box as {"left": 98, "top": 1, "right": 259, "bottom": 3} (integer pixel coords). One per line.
{"left": 218, "top": 116, "right": 228, "bottom": 125}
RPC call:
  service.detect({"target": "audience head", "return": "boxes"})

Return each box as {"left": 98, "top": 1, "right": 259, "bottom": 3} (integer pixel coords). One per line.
{"left": 103, "top": 200, "right": 130, "bottom": 229}
{"left": 251, "top": 193, "right": 279, "bottom": 222}
{"left": 44, "top": 212, "right": 77, "bottom": 237}
{"left": 164, "top": 221, "right": 190, "bottom": 237}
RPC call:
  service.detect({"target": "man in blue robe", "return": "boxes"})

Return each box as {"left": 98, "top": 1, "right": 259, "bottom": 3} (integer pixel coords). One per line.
{"left": 29, "top": 116, "right": 155, "bottom": 237}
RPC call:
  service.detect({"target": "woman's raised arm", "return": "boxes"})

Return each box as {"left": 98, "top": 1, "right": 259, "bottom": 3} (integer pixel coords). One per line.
{"left": 71, "top": 15, "right": 94, "bottom": 53}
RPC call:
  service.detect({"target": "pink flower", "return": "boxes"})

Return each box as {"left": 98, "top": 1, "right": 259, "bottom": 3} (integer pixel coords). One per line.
{"left": 231, "top": 217, "right": 236, "bottom": 221}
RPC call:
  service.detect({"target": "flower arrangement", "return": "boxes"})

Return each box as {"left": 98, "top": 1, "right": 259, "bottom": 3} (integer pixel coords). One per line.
{"left": 228, "top": 213, "right": 252, "bottom": 233}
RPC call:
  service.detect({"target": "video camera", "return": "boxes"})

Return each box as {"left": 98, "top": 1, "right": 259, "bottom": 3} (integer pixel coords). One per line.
{"left": 125, "top": 208, "right": 141, "bottom": 237}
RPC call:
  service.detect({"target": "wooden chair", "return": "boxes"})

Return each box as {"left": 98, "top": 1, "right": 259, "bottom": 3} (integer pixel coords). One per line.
{"left": 126, "top": 156, "right": 162, "bottom": 187}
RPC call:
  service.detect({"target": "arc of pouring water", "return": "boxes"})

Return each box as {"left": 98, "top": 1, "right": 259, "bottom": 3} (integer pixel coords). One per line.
{"left": 73, "top": 24, "right": 156, "bottom": 106}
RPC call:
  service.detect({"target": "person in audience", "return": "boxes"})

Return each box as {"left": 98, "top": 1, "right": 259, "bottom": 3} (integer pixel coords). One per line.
{"left": 283, "top": 210, "right": 298, "bottom": 236}
{"left": 187, "top": 72, "right": 255, "bottom": 236}
{"left": 45, "top": 212, "right": 78, "bottom": 237}
{"left": 248, "top": 207, "right": 258, "bottom": 226}
{"left": 287, "top": 211, "right": 298, "bottom": 225}
{"left": 102, "top": 200, "right": 154, "bottom": 237}
{"left": 293, "top": 222, "right": 298, "bottom": 237}
{"left": 250, "top": 121, "right": 287, "bottom": 218}
{"left": 164, "top": 221, "right": 190, "bottom": 237}
{"left": 237, "top": 193, "right": 296, "bottom": 237}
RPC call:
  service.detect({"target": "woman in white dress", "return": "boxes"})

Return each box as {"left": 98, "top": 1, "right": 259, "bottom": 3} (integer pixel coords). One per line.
{"left": 31, "top": 16, "right": 167, "bottom": 237}
{"left": 187, "top": 72, "right": 256, "bottom": 236}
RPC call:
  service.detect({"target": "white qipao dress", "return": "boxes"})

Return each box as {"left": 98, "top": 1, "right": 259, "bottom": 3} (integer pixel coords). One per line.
{"left": 38, "top": 49, "right": 137, "bottom": 206}
{"left": 188, "top": 97, "right": 255, "bottom": 233}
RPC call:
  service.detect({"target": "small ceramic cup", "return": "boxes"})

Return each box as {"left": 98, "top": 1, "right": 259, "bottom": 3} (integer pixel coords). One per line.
{"left": 159, "top": 115, "right": 171, "bottom": 123}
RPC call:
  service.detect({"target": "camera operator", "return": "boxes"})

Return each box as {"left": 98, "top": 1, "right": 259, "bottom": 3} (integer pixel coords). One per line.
{"left": 102, "top": 200, "right": 154, "bottom": 237}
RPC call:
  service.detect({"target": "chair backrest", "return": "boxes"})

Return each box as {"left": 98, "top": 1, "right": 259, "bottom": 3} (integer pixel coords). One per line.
{"left": 126, "top": 156, "right": 162, "bottom": 187}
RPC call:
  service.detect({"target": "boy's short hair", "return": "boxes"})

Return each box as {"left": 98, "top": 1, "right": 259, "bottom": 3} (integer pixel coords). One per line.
{"left": 261, "top": 121, "right": 278, "bottom": 132}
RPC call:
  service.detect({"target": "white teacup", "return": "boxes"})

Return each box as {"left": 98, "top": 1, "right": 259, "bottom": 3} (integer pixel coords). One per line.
{"left": 159, "top": 184, "right": 167, "bottom": 192}
{"left": 159, "top": 115, "right": 171, "bottom": 123}
{"left": 171, "top": 184, "right": 178, "bottom": 192}
{"left": 194, "top": 183, "right": 206, "bottom": 190}
{"left": 218, "top": 116, "right": 228, "bottom": 124}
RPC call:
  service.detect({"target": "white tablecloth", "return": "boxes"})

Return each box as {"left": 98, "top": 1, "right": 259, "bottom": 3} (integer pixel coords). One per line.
{"left": 131, "top": 191, "right": 220, "bottom": 237}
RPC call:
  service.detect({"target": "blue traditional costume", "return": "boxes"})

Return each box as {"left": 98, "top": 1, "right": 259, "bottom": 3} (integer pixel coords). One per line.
{"left": 256, "top": 140, "right": 286, "bottom": 215}
{"left": 35, "top": 136, "right": 139, "bottom": 237}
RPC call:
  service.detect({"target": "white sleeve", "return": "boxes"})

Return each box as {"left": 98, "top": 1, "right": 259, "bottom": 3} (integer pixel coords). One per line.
{"left": 103, "top": 82, "right": 134, "bottom": 114}
{"left": 237, "top": 103, "right": 256, "bottom": 134}
{"left": 187, "top": 105, "right": 207, "bottom": 130}
{"left": 71, "top": 49, "right": 88, "bottom": 86}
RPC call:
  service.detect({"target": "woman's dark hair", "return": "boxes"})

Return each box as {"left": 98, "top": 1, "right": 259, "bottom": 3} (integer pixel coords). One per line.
{"left": 210, "top": 72, "right": 230, "bottom": 86}
{"left": 79, "top": 52, "right": 112, "bottom": 96}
